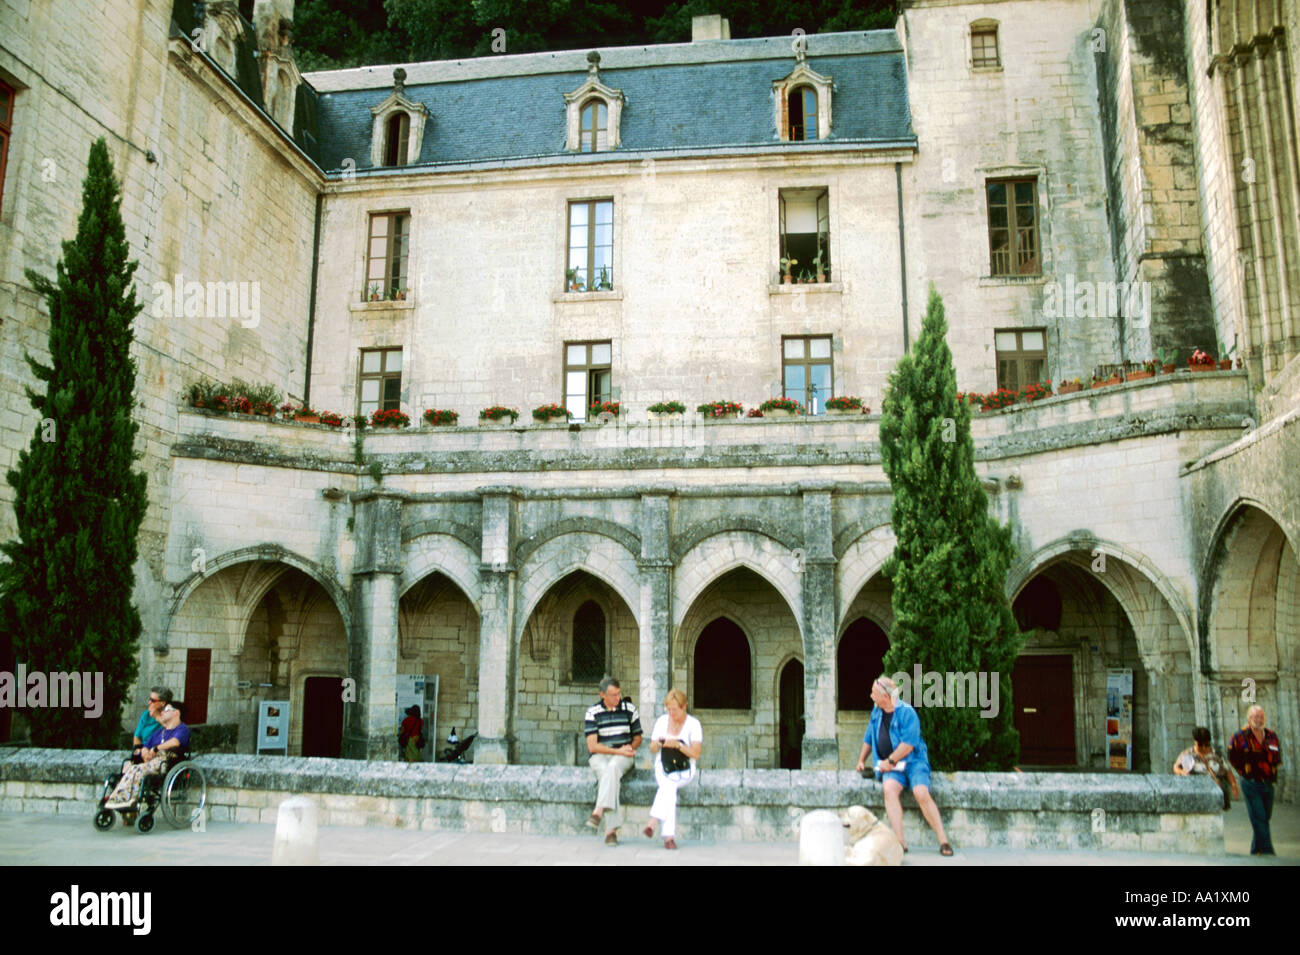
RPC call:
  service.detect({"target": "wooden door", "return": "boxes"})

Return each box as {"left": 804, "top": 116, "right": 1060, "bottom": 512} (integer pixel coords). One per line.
{"left": 301, "top": 676, "right": 344, "bottom": 758}
{"left": 1012, "top": 654, "right": 1076, "bottom": 764}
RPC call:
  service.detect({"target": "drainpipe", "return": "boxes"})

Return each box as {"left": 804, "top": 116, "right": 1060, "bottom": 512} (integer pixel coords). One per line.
{"left": 303, "top": 191, "right": 323, "bottom": 406}
{"left": 896, "top": 162, "right": 910, "bottom": 353}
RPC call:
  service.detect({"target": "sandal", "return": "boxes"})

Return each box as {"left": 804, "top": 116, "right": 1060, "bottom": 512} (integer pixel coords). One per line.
{"left": 939, "top": 842, "right": 954, "bottom": 857}
{"left": 585, "top": 813, "right": 600, "bottom": 830}
{"left": 664, "top": 837, "right": 677, "bottom": 850}
{"left": 605, "top": 831, "right": 618, "bottom": 846}
{"left": 643, "top": 825, "right": 655, "bottom": 839}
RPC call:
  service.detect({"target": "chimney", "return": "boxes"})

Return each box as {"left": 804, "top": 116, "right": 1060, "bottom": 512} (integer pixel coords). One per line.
{"left": 691, "top": 14, "right": 731, "bottom": 42}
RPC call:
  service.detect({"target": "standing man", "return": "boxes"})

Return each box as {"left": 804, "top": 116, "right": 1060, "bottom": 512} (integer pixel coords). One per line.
{"left": 584, "top": 677, "right": 641, "bottom": 846}
{"left": 1229, "top": 704, "right": 1283, "bottom": 855}
{"left": 856, "top": 675, "right": 953, "bottom": 857}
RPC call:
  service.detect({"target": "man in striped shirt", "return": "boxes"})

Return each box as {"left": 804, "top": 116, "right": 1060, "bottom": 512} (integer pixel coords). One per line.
{"left": 584, "top": 677, "right": 642, "bottom": 845}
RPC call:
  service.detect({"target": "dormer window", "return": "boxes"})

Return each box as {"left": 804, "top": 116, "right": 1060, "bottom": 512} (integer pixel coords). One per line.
{"left": 788, "top": 86, "right": 818, "bottom": 141}
{"left": 971, "top": 20, "right": 1001, "bottom": 69}
{"left": 579, "top": 99, "right": 608, "bottom": 153}
{"left": 774, "top": 56, "right": 832, "bottom": 143}
{"left": 564, "top": 52, "right": 625, "bottom": 152}
{"left": 369, "top": 69, "right": 428, "bottom": 169}
{"left": 384, "top": 112, "right": 410, "bottom": 167}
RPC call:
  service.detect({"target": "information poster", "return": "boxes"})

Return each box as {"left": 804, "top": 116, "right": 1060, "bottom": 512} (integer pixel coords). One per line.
{"left": 257, "top": 699, "right": 290, "bottom": 754}
{"left": 1105, "top": 669, "right": 1133, "bottom": 770}
{"left": 395, "top": 674, "right": 438, "bottom": 760}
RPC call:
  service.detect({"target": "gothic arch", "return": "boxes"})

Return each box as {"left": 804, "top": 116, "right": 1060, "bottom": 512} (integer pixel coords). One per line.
{"left": 514, "top": 517, "right": 641, "bottom": 570}
{"left": 514, "top": 531, "right": 642, "bottom": 642}
{"left": 672, "top": 530, "right": 803, "bottom": 638}
{"left": 834, "top": 522, "right": 897, "bottom": 632}
{"left": 400, "top": 532, "right": 482, "bottom": 612}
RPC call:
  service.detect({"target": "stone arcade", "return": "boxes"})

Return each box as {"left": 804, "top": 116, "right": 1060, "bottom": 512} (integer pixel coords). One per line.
{"left": 0, "top": 1, "right": 1296, "bottom": 800}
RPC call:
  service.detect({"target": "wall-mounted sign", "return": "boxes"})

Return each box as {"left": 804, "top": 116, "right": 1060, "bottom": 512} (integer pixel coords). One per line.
{"left": 257, "top": 700, "right": 290, "bottom": 754}
{"left": 1105, "top": 669, "right": 1133, "bottom": 770}
{"left": 396, "top": 675, "right": 438, "bottom": 760}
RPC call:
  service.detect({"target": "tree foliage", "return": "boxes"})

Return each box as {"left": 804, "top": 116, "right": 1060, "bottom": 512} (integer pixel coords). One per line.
{"left": 878, "top": 287, "right": 1024, "bottom": 770}
{"left": 0, "top": 138, "right": 148, "bottom": 746}
{"left": 290, "top": 0, "right": 898, "bottom": 69}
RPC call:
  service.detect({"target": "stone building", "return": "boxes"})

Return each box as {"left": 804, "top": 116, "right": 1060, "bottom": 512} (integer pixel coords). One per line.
{"left": 0, "top": 0, "right": 1295, "bottom": 798}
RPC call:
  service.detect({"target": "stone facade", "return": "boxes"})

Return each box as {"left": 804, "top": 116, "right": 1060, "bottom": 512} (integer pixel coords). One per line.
{"left": 0, "top": 1, "right": 1296, "bottom": 802}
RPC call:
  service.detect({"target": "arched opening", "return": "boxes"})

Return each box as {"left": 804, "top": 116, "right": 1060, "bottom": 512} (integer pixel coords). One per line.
{"left": 571, "top": 600, "right": 607, "bottom": 682}
{"left": 384, "top": 110, "right": 410, "bottom": 166}
{"left": 788, "top": 85, "right": 817, "bottom": 140}
{"left": 579, "top": 98, "right": 607, "bottom": 152}
{"left": 778, "top": 658, "right": 804, "bottom": 769}
{"left": 838, "top": 617, "right": 890, "bottom": 712}
{"left": 694, "top": 618, "right": 752, "bottom": 709}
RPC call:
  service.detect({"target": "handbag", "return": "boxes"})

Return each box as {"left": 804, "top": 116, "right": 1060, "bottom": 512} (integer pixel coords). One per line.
{"left": 661, "top": 745, "right": 690, "bottom": 773}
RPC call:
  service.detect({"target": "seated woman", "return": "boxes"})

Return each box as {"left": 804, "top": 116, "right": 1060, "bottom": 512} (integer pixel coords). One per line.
{"left": 642, "top": 689, "right": 702, "bottom": 850}
{"left": 1173, "top": 726, "right": 1238, "bottom": 810}
{"left": 104, "top": 702, "right": 191, "bottom": 810}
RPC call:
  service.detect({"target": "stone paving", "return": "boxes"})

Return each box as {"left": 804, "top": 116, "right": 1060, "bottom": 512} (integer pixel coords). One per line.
{"left": 0, "top": 799, "right": 1295, "bottom": 866}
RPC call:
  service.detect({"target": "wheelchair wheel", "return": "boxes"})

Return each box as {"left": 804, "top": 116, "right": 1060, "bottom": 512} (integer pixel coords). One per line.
{"left": 136, "top": 812, "right": 155, "bottom": 834}
{"left": 93, "top": 809, "right": 115, "bottom": 831}
{"left": 161, "top": 761, "right": 207, "bottom": 829}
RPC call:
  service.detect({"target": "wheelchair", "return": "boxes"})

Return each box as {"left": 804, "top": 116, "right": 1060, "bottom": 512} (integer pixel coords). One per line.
{"left": 93, "top": 750, "right": 208, "bottom": 834}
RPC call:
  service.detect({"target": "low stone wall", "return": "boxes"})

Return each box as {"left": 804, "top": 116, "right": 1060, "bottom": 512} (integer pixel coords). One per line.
{"left": 0, "top": 748, "right": 1225, "bottom": 853}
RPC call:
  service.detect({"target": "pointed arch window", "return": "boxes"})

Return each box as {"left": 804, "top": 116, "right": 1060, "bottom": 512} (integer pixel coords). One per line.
{"left": 694, "top": 618, "right": 751, "bottom": 709}
{"left": 572, "top": 601, "right": 606, "bottom": 682}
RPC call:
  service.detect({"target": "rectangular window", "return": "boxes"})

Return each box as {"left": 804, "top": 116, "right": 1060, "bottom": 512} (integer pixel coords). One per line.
{"left": 566, "top": 199, "right": 613, "bottom": 291}
{"left": 782, "top": 335, "right": 833, "bottom": 414}
{"left": 971, "top": 28, "right": 1000, "bottom": 68}
{"left": 0, "top": 81, "right": 13, "bottom": 218}
{"left": 358, "top": 348, "right": 402, "bottom": 417}
{"left": 987, "top": 179, "right": 1039, "bottom": 276}
{"left": 564, "top": 341, "right": 612, "bottom": 421}
{"left": 779, "top": 188, "right": 830, "bottom": 281}
{"left": 995, "top": 329, "right": 1047, "bottom": 392}
{"left": 183, "top": 648, "right": 211, "bottom": 726}
{"left": 365, "top": 212, "right": 410, "bottom": 299}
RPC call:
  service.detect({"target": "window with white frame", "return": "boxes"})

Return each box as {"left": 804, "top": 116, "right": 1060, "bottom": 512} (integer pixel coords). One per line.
{"left": 564, "top": 341, "right": 612, "bottom": 421}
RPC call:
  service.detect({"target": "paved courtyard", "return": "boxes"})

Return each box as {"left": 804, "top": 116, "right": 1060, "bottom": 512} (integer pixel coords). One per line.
{"left": 1, "top": 799, "right": 1295, "bottom": 866}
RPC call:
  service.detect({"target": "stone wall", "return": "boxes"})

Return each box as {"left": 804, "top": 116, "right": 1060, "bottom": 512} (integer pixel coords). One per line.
{"left": 0, "top": 748, "right": 1226, "bottom": 852}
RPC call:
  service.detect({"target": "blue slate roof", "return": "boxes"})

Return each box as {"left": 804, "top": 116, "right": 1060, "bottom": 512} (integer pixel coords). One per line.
{"left": 311, "top": 34, "right": 914, "bottom": 173}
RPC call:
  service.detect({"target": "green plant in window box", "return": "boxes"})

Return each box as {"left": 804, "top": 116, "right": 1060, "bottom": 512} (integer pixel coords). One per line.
{"left": 647, "top": 400, "right": 686, "bottom": 420}
{"left": 368, "top": 283, "right": 381, "bottom": 302}
{"left": 758, "top": 396, "right": 805, "bottom": 417}
{"left": 812, "top": 250, "right": 828, "bottom": 283}
{"left": 825, "top": 395, "right": 867, "bottom": 414}
{"left": 565, "top": 268, "right": 583, "bottom": 292}
{"left": 369, "top": 408, "right": 410, "bottom": 428}
{"left": 696, "top": 400, "right": 744, "bottom": 419}
{"left": 780, "top": 257, "right": 797, "bottom": 284}
{"left": 479, "top": 405, "right": 520, "bottom": 423}
{"left": 390, "top": 285, "right": 406, "bottom": 301}
{"left": 422, "top": 408, "right": 459, "bottom": 426}
{"left": 596, "top": 265, "right": 612, "bottom": 291}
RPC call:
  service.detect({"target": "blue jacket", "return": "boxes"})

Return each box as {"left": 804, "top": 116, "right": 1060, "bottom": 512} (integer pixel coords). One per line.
{"left": 863, "top": 700, "right": 929, "bottom": 769}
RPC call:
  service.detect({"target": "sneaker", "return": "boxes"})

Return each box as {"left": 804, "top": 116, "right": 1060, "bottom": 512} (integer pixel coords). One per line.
{"left": 605, "top": 831, "right": 618, "bottom": 846}
{"left": 585, "top": 813, "right": 600, "bottom": 830}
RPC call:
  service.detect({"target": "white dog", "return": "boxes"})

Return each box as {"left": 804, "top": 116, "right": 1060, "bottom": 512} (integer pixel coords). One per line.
{"left": 843, "top": 805, "right": 904, "bottom": 866}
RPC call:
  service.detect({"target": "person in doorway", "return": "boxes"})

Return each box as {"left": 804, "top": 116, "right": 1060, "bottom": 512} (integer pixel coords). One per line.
{"left": 856, "top": 675, "right": 953, "bottom": 857}
{"left": 1173, "top": 726, "right": 1238, "bottom": 810}
{"left": 398, "top": 704, "right": 425, "bottom": 762}
{"left": 131, "top": 687, "right": 172, "bottom": 762}
{"left": 584, "top": 677, "right": 641, "bottom": 846}
{"left": 1229, "top": 705, "right": 1283, "bottom": 855}
{"left": 643, "top": 688, "right": 702, "bottom": 850}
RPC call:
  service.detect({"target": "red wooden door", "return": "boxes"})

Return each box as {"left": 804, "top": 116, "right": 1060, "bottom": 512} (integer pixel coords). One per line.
{"left": 183, "top": 649, "right": 211, "bottom": 725}
{"left": 1012, "top": 654, "right": 1076, "bottom": 765}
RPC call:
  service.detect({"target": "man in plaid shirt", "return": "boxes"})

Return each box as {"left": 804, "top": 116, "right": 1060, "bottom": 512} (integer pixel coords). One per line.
{"left": 1229, "top": 704, "right": 1283, "bottom": 855}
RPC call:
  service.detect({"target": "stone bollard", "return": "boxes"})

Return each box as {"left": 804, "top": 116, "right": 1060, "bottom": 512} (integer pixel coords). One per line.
{"left": 271, "top": 796, "right": 319, "bottom": 866}
{"left": 798, "top": 809, "right": 845, "bottom": 865}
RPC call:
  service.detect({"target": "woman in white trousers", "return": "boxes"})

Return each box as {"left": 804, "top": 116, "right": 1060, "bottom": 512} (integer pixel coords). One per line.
{"left": 644, "top": 688, "right": 703, "bottom": 849}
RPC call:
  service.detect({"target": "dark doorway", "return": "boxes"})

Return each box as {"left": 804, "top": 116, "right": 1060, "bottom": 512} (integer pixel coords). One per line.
{"left": 694, "top": 618, "right": 751, "bottom": 709}
{"left": 838, "top": 618, "right": 890, "bottom": 711}
{"left": 301, "top": 676, "right": 344, "bottom": 758}
{"left": 183, "top": 649, "right": 211, "bottom": 725}
{"left": 778, "top": 659, "right": 804, "bottom": 769}
{"left": 1012, "top": 654, "right": 1076, "bottom": 764}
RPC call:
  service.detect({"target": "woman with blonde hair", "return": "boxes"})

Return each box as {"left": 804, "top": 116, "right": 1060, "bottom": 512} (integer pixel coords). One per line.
{"left": 644, "top": 688, "right": 702, "bottom": 850}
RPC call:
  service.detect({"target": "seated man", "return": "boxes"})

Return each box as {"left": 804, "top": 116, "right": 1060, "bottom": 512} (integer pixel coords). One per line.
{"left": 104, "top": 702, "right": 190, "bottom": 810}
{"left": 584, "top": 677, "right": 641, "bottom": 846}
{"left": 856, "top": 676, "right": 953, "bottom": 857}
{"left": 130, "top": 687, "right": 172, "bottom": 763}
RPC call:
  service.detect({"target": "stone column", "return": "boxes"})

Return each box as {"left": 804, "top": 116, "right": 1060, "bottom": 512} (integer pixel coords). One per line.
{"left": 801, "top": 488, "right": 838, "bottom": 769}
{"left": 474, "top": 491, "right": 517, "bottom": 764}
{"left": 343, "top": 491, "right": 403, "bottom": 759}
{"left": 637, "top": 493, "right": 672, "bottom": 769}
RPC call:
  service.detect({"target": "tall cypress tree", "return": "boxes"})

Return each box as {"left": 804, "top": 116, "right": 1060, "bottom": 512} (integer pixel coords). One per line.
{"left": 0, "top": 137, "right": 148, "bottom": 746}
{"left": 878, "top": 286, "right": 1023, "bottom": 769}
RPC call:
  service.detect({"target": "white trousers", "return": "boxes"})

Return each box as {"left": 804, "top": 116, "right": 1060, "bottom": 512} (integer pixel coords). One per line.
{"left": 588, "top": 753, "right": 634, "bottom": 829}
{"left": 650, "top": 760, "right": 697, "bottom": 837}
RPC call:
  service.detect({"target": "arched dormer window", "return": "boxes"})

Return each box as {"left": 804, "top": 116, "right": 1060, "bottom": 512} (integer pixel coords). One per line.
{"left": 369, "top": 69, "right": 429, "bottom": 169}
{"left": 384, "top": 111, "right": 410, "bottom": 167}
{"left": 579, "top": 99, "right": 608, "bottom": 153}
{"left": 788, "top": 85, "right": 818, "bottom": 141}
{"left": 774, "top": 61, "right": 832, "bottom": 143}
{"left": 564, "top": 52, "right": 625, "bottom": 152}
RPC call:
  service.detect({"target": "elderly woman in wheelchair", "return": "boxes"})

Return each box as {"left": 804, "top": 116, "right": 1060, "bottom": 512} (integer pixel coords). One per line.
{"left": 95, "top": 701, "right": 206, "bottom": 833}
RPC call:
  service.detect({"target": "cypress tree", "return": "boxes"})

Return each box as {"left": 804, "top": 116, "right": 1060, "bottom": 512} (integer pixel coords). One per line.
{"left": 878, "top": 286, "right": 1023, "bottom": 769}
{"left": 0, "top": 137, "right": 148, "bottom": 746}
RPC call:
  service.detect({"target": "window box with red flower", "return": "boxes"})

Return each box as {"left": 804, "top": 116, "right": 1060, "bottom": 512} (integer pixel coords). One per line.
{"left": 370, "top": 408, "right": 410, "bottom": 429}
{"left": 647, "top": 400, "right": 686, "bottom": 421}
{"left": 319, "top": 411, "right": 345, "bottom": 427}
{"left": 479, "top": 405, "right": 520, "bottom": 426}
{"left": 825, "top": 395, "right": 869, "bottom": 415}
{"left": 758, "top": 396, "right": 805, "bottom": 418}
{"left": 423, "top": 408, "right": 459, "bottom": 427}
{"left": 532, "top": 403, "right": 570, "bottom": 423}
{"left": 1188, "top": 348, "right": 1216, "bottom": 372}
{"left": 697, "top": 400, "right": 744, "bottom": 420}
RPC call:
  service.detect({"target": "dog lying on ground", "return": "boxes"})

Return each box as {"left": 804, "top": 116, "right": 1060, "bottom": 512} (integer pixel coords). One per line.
{"left": 843, "top": 805, "right": 904, "bottom": 866}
